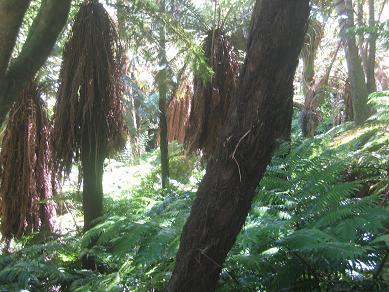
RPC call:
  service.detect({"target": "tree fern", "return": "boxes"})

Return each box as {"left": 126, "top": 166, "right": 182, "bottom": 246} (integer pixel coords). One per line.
{"left": 222, "top": 118, "right": 389, "bottom": 291}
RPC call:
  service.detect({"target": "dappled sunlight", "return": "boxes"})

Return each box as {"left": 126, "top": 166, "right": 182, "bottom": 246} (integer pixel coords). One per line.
{"left": 104, "top": 159, "right": 154, "bottom": 196}
{"left": 0, "top": 0, "right": 388, "bottom": 291}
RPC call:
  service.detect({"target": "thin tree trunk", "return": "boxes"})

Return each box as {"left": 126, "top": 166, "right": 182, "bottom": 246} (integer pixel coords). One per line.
{"left": 366, "top": 0, "right": 377, "bottom": 93}
{"left": 0, "top": 0, "right": 31, "bottom": 79}
{"left": 129, "top": 93, "right": 141, "bottom": 165}
{"left": 81, "top": 139, "right": 105, "bottom": 270}
{"left": 117, "top": 3, "right": 141, "bottom": 164}
{"left": 167, "top": 1, "right": 309, "bottom": 291}
{"left": 300, "top": 19, "right": 325, "bottom": 138}
{"left": 357, "top": 0, "right": 368, "bottom": 74}
{"left": 335, "top": 0, "right": 371, "bottom": 125}
{"left": 81, "top": 140, "right": 105, "bottom": 232}
{"left": 158, "top": 0, "right": 169, "bottom": 188}
{"left": 0, "top": 0, "right": 72, "bottom": 126}
{"left": 128, "top": 65, "right": 141, "bottom": 165}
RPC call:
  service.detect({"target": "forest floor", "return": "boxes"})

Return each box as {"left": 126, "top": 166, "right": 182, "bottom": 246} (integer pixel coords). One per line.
{"left": 57, "top": 157, "right": 154, "bottom": 234}
{"left": 56, "top": 143, "right": 202, "bottom": 235}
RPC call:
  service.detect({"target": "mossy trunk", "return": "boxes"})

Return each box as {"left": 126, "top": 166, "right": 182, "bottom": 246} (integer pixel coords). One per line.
{"left": 167, "top": 1, "right": 310, "bottom": 290}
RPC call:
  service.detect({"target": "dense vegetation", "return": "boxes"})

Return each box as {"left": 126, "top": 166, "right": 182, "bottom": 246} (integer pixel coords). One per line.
{"left": 0, "top": 0, "right": 388, "bottom": 291}
{"left": 0, "top": 95, "right": 388, "bottom": 290}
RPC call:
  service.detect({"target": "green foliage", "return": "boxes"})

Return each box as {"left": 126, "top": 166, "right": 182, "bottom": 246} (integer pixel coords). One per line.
{"left": 368, "top": 91, "right": 389, "bottom": 122}
{"left": 110, "top": 0, "right": 213, "bottom": 82}
{"left": 0, "top": 237, "right": 81, "bottom": 291}
{"left": 1, "top": 94, "right": 388, "bottom": 291}
{"left": 73, "top": 176, "right": 195, "bottom": 291}
{"left": 220, "top": 112, "right": 389, "bottom": 291}
{"left": 350, "top": 19, "right": 389, "bottom": 49}
{"left": 166, "top": 143, "right": 200, "bottom": 184}
{"left": 0, "top": 171, "right": 195, "bottom": 291}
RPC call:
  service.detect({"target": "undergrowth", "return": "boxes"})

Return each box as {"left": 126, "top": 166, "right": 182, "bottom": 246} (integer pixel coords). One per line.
{"left": 0, "top": 92, "right": 388, "bottom": 291}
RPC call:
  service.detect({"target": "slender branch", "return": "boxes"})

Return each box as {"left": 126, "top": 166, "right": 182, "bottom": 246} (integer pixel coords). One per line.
{"left": 378, "top": 0, "right": 388, "bottom": 22}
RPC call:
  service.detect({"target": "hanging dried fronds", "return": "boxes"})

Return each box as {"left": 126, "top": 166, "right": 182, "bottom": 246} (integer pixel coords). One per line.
{"left": 167, "top": 77, "right": 193, "bottom": 144}
{"left": 185, "top": 29, "right": 239, "bottom": 157}
{"left": 300, "top": 31, "right": 339, "bottom": 138}
{"left": 332, "top": 78, "right": 353, "bottom": 125}
{"left": 301, "top": 18, "right": 324, "bottom": 65}
{"left": 0, "top": 83, "right": 55, "bottom": 239}
{"left": 52, "top": 1, "right": 126, "bottom": 176}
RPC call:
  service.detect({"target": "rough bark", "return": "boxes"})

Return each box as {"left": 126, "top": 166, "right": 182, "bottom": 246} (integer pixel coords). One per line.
{"left": 0, "top": 0, "right": 31, "bottom": 79}
{"left": 0, "top": 0, "right": 72, "bottom": 126}
{"left": 335, "top": 0, "right": 371, "bottom": 125}
{"left": 167, "top": 1, "right": 310, "bottom": 291}
{"left": 158, "top": 0, "right": 169, "bottom": 188}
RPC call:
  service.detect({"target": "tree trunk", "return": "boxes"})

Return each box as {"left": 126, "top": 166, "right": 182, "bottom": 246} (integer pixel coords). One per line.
{"left": 158, "top": 0, "right": 169, "bottom": 188}
{"left": 81, "top": 140, "right": 105, "bottom": 269}
{"left": 0, "top": 0, "right": 72, "bottom": 126}
{"left": 366, "top": 0, "right": 377, "bottom": 93}
{"left": 128, "top": 66, "right": 141, "bottom": 165}
{"left": 357, "top": 0, "right": 368, "bottom": 74}
{"left": 300, "top": 19, "right": 324, "bottom": 138}
{"left": 167, "top": 1, "right": 309, "bottom": 291}
{"left": 0, "top": 0, "right": 31, "bottom": 79}
{"left": 335, "top": 0, "right": 371, "bottom": 125}
{"left": 129, "top": 93, "right": 141, "bottom": 165}
{"left": 81, "top": 141, "right": 105, "bottom": 232}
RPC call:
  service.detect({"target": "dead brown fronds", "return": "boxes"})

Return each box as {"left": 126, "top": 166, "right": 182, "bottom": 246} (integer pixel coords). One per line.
{"left": 185, "top": 29, "right": 239, "bottom": 157}
{"left": 167, "top": 77, "right": 193, "bottom": 144}
{"left": 301, "top": 19, "right": 324, "bottom": 66}
{"left": 52, "top": 1, "right": 126, "bottom": 176}
{"left": 0, "top": 83, "right": 55, "bottom": 239}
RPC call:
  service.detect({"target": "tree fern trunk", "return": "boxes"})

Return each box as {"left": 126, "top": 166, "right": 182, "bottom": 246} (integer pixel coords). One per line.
{"left": 158, "top": 0, "right": 169, "bottom": 188}
{"left": 167, "top": 1, "right": 309, "bottom": 291}
{"left": 81, "top": 136, "right": 105, "bottom": 232}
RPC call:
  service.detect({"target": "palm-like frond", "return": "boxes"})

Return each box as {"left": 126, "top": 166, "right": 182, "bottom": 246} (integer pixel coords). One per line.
{"left": 52, "top": 2, "right": 126, "bottom": 176}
